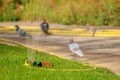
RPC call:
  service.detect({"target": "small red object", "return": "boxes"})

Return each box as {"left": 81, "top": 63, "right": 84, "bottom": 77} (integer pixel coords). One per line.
{"left": 41, "top": 61, "right": 53, "bottom": 67}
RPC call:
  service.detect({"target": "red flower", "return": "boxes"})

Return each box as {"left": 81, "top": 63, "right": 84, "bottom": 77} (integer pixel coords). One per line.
{"left": 50, "top": 0, "right": 56, "bottom": 7}
{"left": 108, "top": 10, "right": 112, "bottom": 15}
{"left": 115, "top": 0, "right": 120, "bottom": 3}
{"left": 100, "top": 5, "right": 105, "bottom": 11}
{"left": 15, "top": 2, "right": 20, "bottom": 8}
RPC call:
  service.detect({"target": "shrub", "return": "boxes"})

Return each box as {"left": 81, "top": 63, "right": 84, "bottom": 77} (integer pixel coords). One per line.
{"left": 0, "top": 0, "right": 120, "bottom": 26}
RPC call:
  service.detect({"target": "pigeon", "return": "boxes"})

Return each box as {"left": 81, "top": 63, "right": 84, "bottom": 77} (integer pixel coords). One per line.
{"left": 86, "top": 23, "right": 99, "bottom": 37}
{"left": 40, "top": 19, "right": 50, "bottom": 35}
{"left": 68, "top": 38, "right": 84, "bottom": 57}
{"left": 15, "top": 25, "right": 32, "bottom": 39}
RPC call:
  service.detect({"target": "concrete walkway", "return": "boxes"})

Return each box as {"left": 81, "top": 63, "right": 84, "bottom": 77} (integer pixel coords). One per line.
{"left": 0, "top": 34, "right": 120, "bottom": 75}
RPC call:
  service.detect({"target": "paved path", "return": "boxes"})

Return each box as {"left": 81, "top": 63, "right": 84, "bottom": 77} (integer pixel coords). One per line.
{"left": 0, "top": 34, "right": 120, "bottom": 75}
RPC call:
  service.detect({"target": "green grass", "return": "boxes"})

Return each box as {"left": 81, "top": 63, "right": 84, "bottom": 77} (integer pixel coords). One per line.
{"left": 0, "top": 43, "right": 120, "bottom": 80}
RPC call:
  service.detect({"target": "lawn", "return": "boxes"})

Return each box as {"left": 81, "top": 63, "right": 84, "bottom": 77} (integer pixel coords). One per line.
{"left": 0, "top": 43, "right": 120, "bottom": 80}
{"left": 0, "top": 26, "right": 120, "bottom": 36}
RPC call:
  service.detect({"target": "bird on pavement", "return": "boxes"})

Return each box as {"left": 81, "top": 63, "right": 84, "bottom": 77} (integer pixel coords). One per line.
{"left": 15, "top": 25, "right": 32, "bottom": 39}
{"left": 40, "top": 19, "right": 51, "bottom": 35}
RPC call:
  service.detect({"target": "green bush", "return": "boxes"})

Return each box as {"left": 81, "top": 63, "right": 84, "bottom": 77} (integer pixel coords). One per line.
{"left": 0, "top": 1, "right": 20, "bottom": 21}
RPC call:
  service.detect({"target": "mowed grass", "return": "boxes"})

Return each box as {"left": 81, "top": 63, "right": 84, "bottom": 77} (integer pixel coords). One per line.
{"left": 0, "top": 43, "right": 120, "bottom": 80}
{"left": 0, "top": 26, "right": 120, "bottom": 36}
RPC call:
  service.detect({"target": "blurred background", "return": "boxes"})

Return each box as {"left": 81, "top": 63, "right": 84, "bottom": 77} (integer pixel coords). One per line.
{"left": 0, "top": 0, "right": 120, "bottom": 26}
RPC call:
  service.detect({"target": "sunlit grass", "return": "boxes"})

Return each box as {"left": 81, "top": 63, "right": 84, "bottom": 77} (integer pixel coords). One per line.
{"left": 0, "top": 43, "right": 120, "bottom": 80}
{"left": 0, "top": 26, "right": 120, "bottom": 36}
